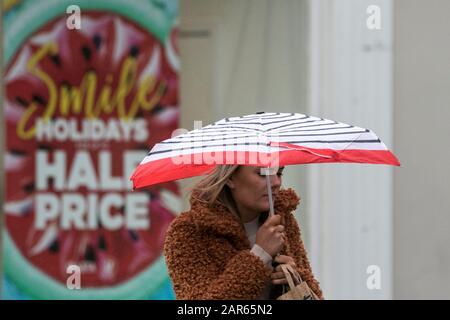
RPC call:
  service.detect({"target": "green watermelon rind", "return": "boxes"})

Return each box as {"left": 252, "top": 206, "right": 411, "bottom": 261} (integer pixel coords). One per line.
{"left": 4, "top": 0, "right": 176, "bottom": 65}
{"left": 3, "top": 0, "right": 177, "bottom": 299}
{"left": 4, "top": 230, "right": 170, "bottom": 299}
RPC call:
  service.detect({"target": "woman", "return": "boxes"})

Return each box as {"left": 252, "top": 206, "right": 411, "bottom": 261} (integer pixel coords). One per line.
{"left": 164, "top": 164, "right": 323, "bottom": 300}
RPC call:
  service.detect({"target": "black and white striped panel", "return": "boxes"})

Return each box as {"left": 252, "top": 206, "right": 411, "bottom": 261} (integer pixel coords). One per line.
{"left": 140, "top": 112, "right": 387, "bottom": 164}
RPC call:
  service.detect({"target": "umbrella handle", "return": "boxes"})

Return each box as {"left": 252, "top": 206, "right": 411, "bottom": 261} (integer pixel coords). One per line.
{"left": 265, "top": 169, "right": 275, "bottom": 217}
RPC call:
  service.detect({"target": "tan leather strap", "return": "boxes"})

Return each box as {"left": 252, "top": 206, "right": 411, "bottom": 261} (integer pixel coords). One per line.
{"left": 280, "top": 264, "right": 320, "bottom": 300}
{"left": 280, "top": 264, "right": 298, "bottom": 291}
{"left": 285, "top": 264, "right": 303, "bottom": 284}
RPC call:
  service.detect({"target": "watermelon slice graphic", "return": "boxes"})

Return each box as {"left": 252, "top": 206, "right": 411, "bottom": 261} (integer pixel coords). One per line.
{"left": 4, "top": 7, "right": 179, "bottom": 299}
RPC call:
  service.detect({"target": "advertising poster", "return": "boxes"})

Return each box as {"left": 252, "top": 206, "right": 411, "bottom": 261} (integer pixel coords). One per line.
{"left": 2, "top": 0, "right": 180, "bottom": 299}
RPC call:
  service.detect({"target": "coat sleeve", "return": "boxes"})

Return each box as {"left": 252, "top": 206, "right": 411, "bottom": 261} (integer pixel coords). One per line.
{"left": 164, "top": 216, "right": 272, "bottom": 300}
{"left": 284, "top": 212, "right": 324, "bottom": 299}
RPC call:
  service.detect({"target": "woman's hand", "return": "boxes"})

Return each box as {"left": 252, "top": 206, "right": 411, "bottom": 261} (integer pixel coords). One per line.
{"left": 271, "top": 255, "right": 297, "bottom": 285}
{"left": 255, "top": 214, "right": 285, "bottom": 257}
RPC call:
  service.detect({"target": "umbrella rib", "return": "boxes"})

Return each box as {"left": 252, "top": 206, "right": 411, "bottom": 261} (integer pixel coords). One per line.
{"left": 276, "top": 139, "right": 380, "bottom": 144}
{"left": 160, "top": 134, "right": 260, "bottom": 143}
{"left": 265, "top": 119, "right": 326, "bottom": 132}
{"left": 217, "top": 115, "right": 308, "bottom": 127}
{"left": 225, "top": 113, "right": 293, "bottom": 122}
{"left": 269, "top": 141, "right": 333, "bottom": 159}
{"left": 274, "top": 124, "right": 353, "bottom": 132}
{"left": 274, "top": 121, "right": 340, "bottom": 131}
{"left": 201, "top": 126, "right": 264, "bottom": 133}
{"left": 260, "top": 115, "right": 309, "bottom": 126}
{"left": 335, "top": 131, "right": 369, "bottom": 155}
{"left": 268, "top": 129, "right": 368, "bottom": 138}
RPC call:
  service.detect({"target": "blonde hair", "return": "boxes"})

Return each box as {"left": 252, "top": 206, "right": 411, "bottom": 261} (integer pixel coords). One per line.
{"left": 189, "top": 165, "right": 241, "bottom": 218}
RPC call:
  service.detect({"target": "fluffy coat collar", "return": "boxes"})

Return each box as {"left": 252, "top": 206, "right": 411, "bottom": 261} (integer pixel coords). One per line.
{"left": 188, "top": 188, "right": 301, "bottom": 249}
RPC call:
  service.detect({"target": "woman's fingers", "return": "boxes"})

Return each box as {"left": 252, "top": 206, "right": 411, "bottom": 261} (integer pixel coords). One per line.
{"left": 264, "top": 214, "right": 282, "bottom": 227}
{"left": 271, "top": 271, "right": 285, "bottom": 279}
{"left": 272, "top": 278, "right": 288, "bottom": 285}
{"left": 271, "top": 271, "right": 288, "bottom": 285}
{"left": 269, "top": 225, "right": 285, "bottom": 234}
{"left": 274, "top": 264, "right": 284, "bottom": 273}
{"left": 271, "top": 258, "right": 299, "bottom": 285}
{"left": 274, "top": 254, "right": 295, "bottom": 265}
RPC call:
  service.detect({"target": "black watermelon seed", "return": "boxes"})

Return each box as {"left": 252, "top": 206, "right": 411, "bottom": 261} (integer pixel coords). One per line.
{"left": 15, "top": 97, "right": 29, "bottom": 107}
{"left": 32, "top": 94, "right": 47, "bottom": 105}
{"left": 81, "top": 46, "right": 92, "bottom": 61}
{"left": 61, "top": 80, "right": 71, "bottom": 88}
{"left": 84, "top": 245, "right": 96, "bottom": 262}
{"left": 93, "top": 34, "right": 102, "bottom": 50}
{"left": 49, "top": 54, "right": 61, "bottom": 67}
{"left": 129, "top": 46, "right": 139, "bottom": 58}
{"left": 129, "top": 230, "right": 140, "bottom": 242}
{"left": 151, "top": 104, "right": 164, "bottom": 115}
{"left": 23, "top": 182, "right": 35, "bottom": 194}
{"left": 49, "top": 239, "right": 59, "bottom": 253}
{"left": 38, "top": 144, "right": 52, "bottom": 151}
{"left": 9, "top": 149, "right": 26, "bottom": 156}
{"left": 98, "top": 235, "right": 107, "bottom": 251}
{"left": 135, "top": 111, "right": 144, "bottom": 119}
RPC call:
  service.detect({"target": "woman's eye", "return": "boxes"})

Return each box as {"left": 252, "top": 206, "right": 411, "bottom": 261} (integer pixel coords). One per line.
{"left": 257, "top": 169, "right": 283, "bottom": 177}
{"left": 258, "top": 172, "right": 283, "bottom": 177}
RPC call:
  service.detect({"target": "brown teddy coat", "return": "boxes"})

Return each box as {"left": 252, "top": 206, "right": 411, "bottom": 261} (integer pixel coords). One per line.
{"left": 164, "top": 187, "right": 324, "bottom": 300}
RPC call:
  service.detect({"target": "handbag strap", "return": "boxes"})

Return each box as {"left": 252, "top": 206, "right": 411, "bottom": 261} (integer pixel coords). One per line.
{"left": 280, "top": 264, "right": 321, "bottom": 300}
{"left": 284, "top": 264, "right": 303, "bottom": 284}
{"left": 280, "top": 264, "right": 298, "bottom": 291}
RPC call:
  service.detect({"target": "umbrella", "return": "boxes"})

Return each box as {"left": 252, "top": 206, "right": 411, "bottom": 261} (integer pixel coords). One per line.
{"left": 131, "top": 111, "right": 400, "bottom": 215}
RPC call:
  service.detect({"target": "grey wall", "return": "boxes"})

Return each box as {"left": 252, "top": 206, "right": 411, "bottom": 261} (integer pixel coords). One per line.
{"left": 393, "top": 0, "right": 450, "bottom": 299}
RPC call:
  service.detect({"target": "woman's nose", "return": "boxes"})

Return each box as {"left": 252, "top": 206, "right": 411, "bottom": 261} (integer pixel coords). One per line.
{"left": 269, "top": 174, "right": 281, "bottom": 187}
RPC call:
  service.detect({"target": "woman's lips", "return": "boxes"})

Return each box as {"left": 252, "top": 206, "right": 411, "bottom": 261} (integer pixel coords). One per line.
{"left": 263, "top": 193, "right": 277, "bottom": 198}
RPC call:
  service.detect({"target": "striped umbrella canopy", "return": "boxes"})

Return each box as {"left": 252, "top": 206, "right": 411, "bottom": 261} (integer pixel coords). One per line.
{"left": 131, "top": 112, "right": 400, "bottom": 213}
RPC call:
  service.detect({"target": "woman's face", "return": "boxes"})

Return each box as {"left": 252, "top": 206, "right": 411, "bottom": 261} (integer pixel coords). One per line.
{"left": 227, "top": 166, "right": 284, "bottom": 215}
